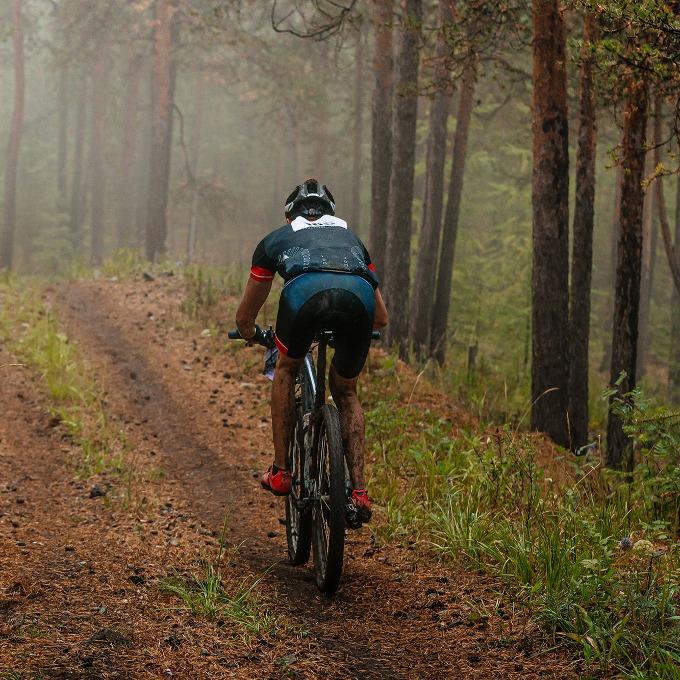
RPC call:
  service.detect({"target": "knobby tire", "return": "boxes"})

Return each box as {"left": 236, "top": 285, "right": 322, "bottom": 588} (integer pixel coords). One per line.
{"left": 313, "top": 403, "right": 345, "bottom": 594}
{"left": 285, "top": 406, "right": 312, "bottom": 565}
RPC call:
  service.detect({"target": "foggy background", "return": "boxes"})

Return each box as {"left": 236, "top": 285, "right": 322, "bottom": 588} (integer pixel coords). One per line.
{"left": 0, "top": 0, "right": 675, "bottom": 404}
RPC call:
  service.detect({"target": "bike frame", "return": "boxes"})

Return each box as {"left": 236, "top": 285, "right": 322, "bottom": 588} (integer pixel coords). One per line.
{"left": 293, "top": 332, "right": 332, "bottom": 511}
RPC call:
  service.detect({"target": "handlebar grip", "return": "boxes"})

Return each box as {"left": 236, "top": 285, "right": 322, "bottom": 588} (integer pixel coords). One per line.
{"left": 228, "top": 325, "right": 273, "bottom": 348}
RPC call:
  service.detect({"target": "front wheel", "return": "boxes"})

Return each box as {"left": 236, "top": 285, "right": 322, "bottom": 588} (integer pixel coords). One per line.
{"left": 285, "top": 407, "right": 312, "bottom": 565}
{"left": 312, "top": 404, "right": 346, "bottom": 594}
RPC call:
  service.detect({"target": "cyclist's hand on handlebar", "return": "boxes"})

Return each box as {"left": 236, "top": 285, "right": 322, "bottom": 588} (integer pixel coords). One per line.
{"left": 241, "top": 324, "right": 265, "bottom": 346}
{"left": 228, "top": 325, "right": 274, "bottom": 349}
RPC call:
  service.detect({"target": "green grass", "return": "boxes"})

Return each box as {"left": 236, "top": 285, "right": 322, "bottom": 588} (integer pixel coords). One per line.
{"left": 159, "top": 517, "right": 278, "bottom": 640}
{"left": 101, "top": 248, "right": 148, "bottom": 279}
{"left": 159, "top": 564, "right": 276, "bottom": 638}
{"left": 181, "top": 264, "right": 247, "bottom": 320}
{"left": 364, "top": 391, "right": 680, "bottom": 679}
{"left": 0, "top": 278, "right": 128, "bottom": 479}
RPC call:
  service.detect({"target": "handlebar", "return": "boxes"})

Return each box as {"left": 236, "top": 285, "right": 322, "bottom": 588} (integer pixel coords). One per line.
{"left": 227, "top": 325, "right": 274, "bottom": 348}
{"left": 227, "top": 327, "right": 381, "bottom": 345}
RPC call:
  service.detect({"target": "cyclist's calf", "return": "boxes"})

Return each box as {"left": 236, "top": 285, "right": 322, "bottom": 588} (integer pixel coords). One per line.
{"left": 329, "top": 365, "right": 366, "bottom": 489}
{"left": 271, "top": 353, "right": 303, "bottom": 470}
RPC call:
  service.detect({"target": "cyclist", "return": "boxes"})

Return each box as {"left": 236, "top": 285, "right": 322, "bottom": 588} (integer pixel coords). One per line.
{"left": 235, "top": 178, "right": 388, "bottom": 525}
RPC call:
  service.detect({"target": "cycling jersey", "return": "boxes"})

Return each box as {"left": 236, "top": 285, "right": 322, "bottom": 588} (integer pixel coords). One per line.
{"left": 250, "top": 215, "right": 378, "bottom": 288}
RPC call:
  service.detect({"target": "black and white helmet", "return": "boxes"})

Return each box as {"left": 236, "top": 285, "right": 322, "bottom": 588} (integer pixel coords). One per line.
{"left": 284, "top": 178, "right": 336, "bottom": 219}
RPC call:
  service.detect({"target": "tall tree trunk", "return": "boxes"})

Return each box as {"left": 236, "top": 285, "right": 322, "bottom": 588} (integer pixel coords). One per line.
{"left": 600, "top": 161, "right": 624, "bottom": 372}
{"left": 116, "top": 55, "right": 143, "bottom": 250}
{"left": 69, "top": 71, "right": 88, "bottom": 249}
{"left": 134, "top": 60, "right": 151, "bottom": 248}
{"left": 430, "top": 58, "right": 477, "bottom": 363}
{"left": 271, "top": 138, "right": 283, "bottom": 226}
{"left": 89, "top": 53, "right": 109, "bottom": 266}
{"left": 530, "top": 0, "right": 570, "bottom": 448}
{"left": 654, "top": 103, "right": 680, "bottom": 297}
{"left": 186, "top": 74, "right": 205, "bottom": 264}
{"left": 312, "top": 43, "right": 329, "bottom": 180}
{"left": 369, "top": 0, "right": 394, "bottom": 268}
{"left": 57, "top": 66, "right": 69, "bottom": 207}
{"left": 288, "top": 106, "right": 302, "bottom": 181}
{"left": 568, "top": 12, "right": 598, "bottom": 450}
{"left": 350, "top": 20, "right": 365, "bottom": 231}
{"left": 637, "top": 140, "right": 657, "bottom": 380}
{"left": 313, "top": 93, "right": 328, "bottom": 179}
{"left": 606, "top": 77, "right": 649, "bottom": 470}
{"left": 145, "top": 0, "right": 178, "bottom": 262}
{"left": 383, "top": 0, "right": 422, "bottom": 357}
{"left": 410, "top": 0, "right": 454, "bottom": 360}
{"left": 0, "top": 0, "right": 25, "bottom": 271}
{"left": 670, "top": 170, "right": 680, "bottom": 402}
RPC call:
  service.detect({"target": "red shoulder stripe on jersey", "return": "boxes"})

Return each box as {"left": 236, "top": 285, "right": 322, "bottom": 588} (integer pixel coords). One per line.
{"left": 250, "top": 266, "right": 274, "bottom": 282}
{"left": 368, "top": 263, "right": 376, "bottom": 272}
{"left": 274, "top": 334, "right": 288, "bottom": 355}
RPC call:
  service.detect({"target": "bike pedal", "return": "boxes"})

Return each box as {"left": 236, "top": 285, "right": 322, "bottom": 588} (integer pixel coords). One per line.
{"left": 345, "top": 503, "right": 363, "bottom": 530}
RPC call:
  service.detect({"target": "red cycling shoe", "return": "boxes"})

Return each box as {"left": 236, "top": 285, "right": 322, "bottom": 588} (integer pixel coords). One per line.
{"left": 349, "top": 489, "right": 372, "bottom": 525}
{"left": 261, "top": 465, "right": 292, "bottom": 496}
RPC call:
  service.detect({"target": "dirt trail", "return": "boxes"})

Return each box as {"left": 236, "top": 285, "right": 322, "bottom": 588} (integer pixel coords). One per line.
{"left": 1, "top": 277, "right": 577, "bottom": 678}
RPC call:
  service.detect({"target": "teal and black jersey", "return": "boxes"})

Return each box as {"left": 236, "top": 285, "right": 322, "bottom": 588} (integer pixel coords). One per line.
{"left": 249, "top": 215, "right": 378, "bottom": 288}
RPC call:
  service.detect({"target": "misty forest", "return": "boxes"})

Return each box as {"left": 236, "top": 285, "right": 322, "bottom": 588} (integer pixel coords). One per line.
{"left": 1, "top": 1, "right": 680, "bottom": 678}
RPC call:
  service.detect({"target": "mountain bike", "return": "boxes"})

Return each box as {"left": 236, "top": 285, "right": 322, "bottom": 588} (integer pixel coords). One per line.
{"left": 228, "top": 325, "right": 379, "bottom": 594}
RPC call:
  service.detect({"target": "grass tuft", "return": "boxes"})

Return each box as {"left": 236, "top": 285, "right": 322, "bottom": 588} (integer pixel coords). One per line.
{"left": 0, "top": 278, "right": 129, "bottom": 479}
{"left": 159, "top": 517, "right": 278, "bottom": 640}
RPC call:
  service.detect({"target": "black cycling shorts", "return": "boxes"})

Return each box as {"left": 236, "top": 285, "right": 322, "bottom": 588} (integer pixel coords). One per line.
{"left": 274, "top": 272, "right": 375, "bottom": 379}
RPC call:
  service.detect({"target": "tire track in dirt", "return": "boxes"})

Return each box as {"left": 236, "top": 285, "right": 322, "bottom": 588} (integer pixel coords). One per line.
{"left": 0, "top": 350, "right": 239, "bottom": 677}
{"left": 54, "top": 279, "right": 576, "bottom": 680}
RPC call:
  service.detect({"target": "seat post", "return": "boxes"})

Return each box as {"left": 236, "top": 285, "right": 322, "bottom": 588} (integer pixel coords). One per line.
{"left": 315, "top": 336, "right": 328, "bottom": 412}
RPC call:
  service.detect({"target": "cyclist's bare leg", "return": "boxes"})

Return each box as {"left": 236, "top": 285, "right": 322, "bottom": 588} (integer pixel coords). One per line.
{"left": 271, "top": 353, "right": 303, "bottom": 470}
{"left": 329, "top": 364, "right": 365, "bottom": 488}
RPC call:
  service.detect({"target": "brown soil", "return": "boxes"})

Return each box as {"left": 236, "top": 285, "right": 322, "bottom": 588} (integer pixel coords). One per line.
{"left": 0, "top": 277, "right": 581, "bottom": 679}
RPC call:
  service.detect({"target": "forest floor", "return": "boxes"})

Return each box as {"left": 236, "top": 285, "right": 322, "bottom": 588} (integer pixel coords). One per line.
{"left": 0, "top": 275, "right": 581, "bottom": 679}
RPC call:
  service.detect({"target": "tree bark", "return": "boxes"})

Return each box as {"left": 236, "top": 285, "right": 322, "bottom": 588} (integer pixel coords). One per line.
{"left": 369, "top": 0, "right": 394, "bottom": 269}
{"left": 654, "top": 102, "right": 680, "bottom": 297}
{"left": 670, "top": 169, "right": 680, "bottom": 403}
{"left": 0, "top": 0, "right": 25, "bottom": 271}
{"left": 430, "top": 58, "right": 477, "bottom": 363}
{"left": 116, "top": 55, "right": 143, "bottom": 250}
{"left": 69, "top": 71, "right": 88, "bottom": 248}
{"left": 145, "top": 0, "right": 178, "bottom": 262}
{"left": 350, "top": 20, "right": 366, "bottom": 231}
{"left": 410, "top": 0, "right": 454, "bottom": 360}
{"left": 568, "top": 12, "right": 598, "bottom": 450}
{"left": 186, "top": 74, "right": 205, "bottom": 264}
{"left": 89, "top": 52, "right": 109, "bottom": 266}
{"left": 57, "top": 66, "right": 69, "bottom": 206}
{"left": 600, "top": 161, "right": 624, "bottom": 372}
{"left": 383, "top": 0, "right": 422, "bottom": 357}
{"left": 134, "top": 60, "right": 151, "bottom": 249}
{"left": 606, "top": 77, "right": 649, "bottom": 470}
{"left": 637, "top": 136, "right": 657, "bottom": 380}
{"left": 530, "top": 0, "right": 570, "bottom": 448}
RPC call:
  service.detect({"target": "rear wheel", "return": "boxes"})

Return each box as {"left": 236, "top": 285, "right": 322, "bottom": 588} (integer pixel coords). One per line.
{"left": 286, "top": 406, "right": 312, "bottom": 565}
{"left": 312, "top": 404, "right": 346, "bottom": 594}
